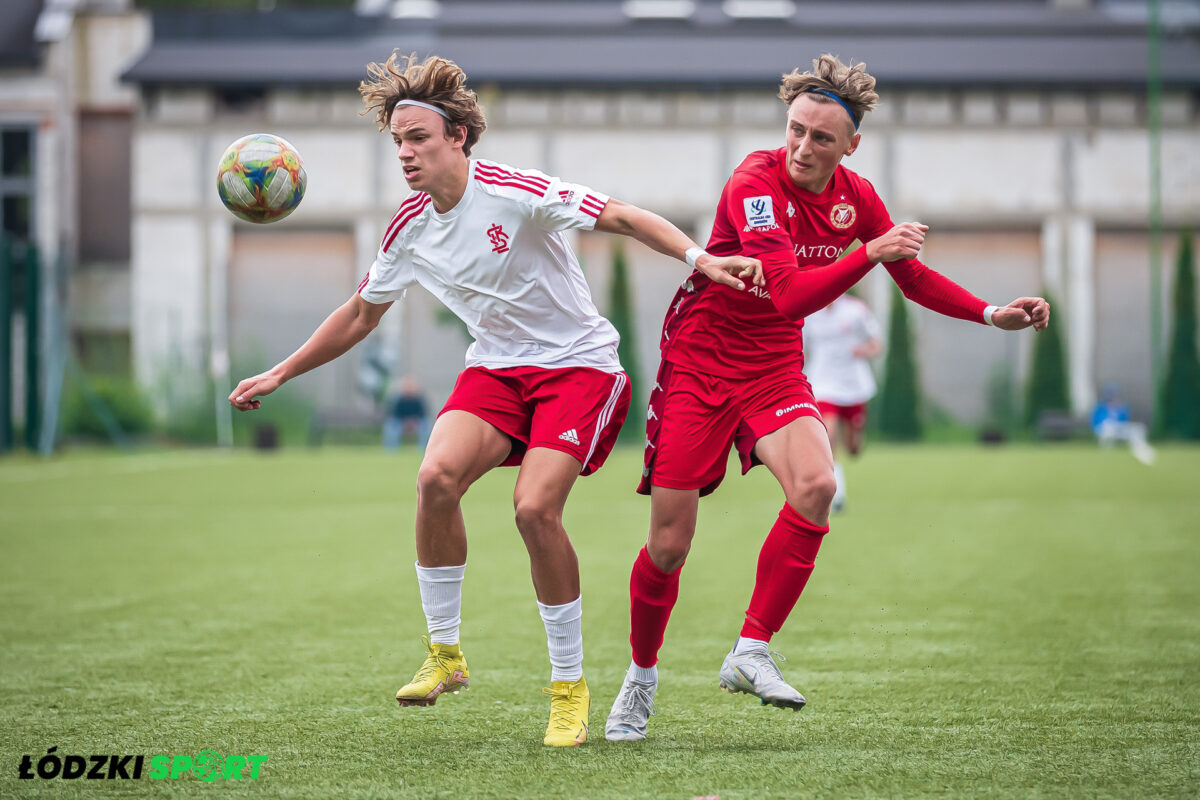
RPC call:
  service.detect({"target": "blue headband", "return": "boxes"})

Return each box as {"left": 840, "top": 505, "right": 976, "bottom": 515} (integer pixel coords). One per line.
{"left": 806, "top": 88, "right": 859, "bottom": 130}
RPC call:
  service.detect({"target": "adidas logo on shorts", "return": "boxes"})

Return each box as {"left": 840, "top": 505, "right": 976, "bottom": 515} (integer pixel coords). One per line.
{"left": 558, "top": 429, "right": 580, "bottom": 446}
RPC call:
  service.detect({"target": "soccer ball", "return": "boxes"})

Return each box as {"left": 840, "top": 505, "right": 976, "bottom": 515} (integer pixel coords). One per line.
{"left": 216, "top": 133, "right": 307, "bottom": 223}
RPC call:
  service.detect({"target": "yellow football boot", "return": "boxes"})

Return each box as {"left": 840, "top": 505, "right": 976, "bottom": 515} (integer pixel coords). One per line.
{"left": 395, "top": 636, "right": 469, "bottom": 707}
{"left": 542, "top": 677, "right": 590, "bottom": 747}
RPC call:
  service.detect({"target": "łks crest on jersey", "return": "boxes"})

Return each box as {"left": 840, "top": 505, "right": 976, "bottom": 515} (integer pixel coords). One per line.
{"left": 830, "top": 202, "right": 856, "bottom": 229}
{"left": 487, "top": 222, "right": 510, "bottom": 253}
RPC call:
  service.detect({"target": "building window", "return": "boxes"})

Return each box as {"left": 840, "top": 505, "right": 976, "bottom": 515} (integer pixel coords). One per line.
{"left": 1, "top": 126, "right": 35, "bottom": 307}
{"left": 216, "top": 87, "right": 267, "bottom": 116}
{"left": 78, "top": 111, "right": 132, "bottom": 262}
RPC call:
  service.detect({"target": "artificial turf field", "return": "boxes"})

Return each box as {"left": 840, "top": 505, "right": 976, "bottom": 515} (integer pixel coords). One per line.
{"left": 1, "top": 444, "right": 1197, "bottom": 799}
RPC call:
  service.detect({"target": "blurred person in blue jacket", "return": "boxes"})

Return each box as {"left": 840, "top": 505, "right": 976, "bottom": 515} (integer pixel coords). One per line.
{"left": 383, "top": 374, "right": 431, "bottom": 449}
{"left": 1091, "top": 382, "right": 1155, "bottom": 466}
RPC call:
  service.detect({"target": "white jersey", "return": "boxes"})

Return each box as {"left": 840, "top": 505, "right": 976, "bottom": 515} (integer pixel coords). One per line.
{"left": 358, "top": 159, "right": 620, "bottom": 371}
{"left": 803, "top": 295, "right": 883, "bottom": 406}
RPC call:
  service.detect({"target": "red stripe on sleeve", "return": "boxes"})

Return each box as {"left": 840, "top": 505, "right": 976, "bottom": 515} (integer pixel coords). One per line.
{"left": 476, "top": 163, "right": 551, "bottom": 189}
{"left": 475, "top": 165, "right": 550, "bottom": 195}
{"left": 383, "top": 193, "right": 427, "bottom": 241}
{"left": 475, "top": 176, "right": 546, "bottom": 196}
{"left": 382, "top": 195, "right": 431, "bottom": 251}
{"left": 580, "top": 194, "right": 606, "bottom": 218}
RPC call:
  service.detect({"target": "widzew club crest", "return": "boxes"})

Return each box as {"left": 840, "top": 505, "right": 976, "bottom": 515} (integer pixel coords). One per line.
{"left": 829, "top": 202, "right": 856, "bottom": 230}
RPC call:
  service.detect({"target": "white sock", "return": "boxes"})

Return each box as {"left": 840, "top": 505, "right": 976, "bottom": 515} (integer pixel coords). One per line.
{"left": 538, "top": 596, "right": 583, "bottom": 682}
{"left": 733, "top": 636, "right": 769, "bottom": 656}
{"left": 415, "top": 562, "right": 465, "bottom": 645}
{"left": 833, "top": 461, "right": 846, "bottom": 505}
{"left": 629, "top": 660, "right": 658, "bottom": 684}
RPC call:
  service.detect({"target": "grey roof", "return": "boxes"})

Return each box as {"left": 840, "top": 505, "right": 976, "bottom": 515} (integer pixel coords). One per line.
{"left": 0, "top": 0, "right": 44, "bottom": 67}
{"left": 122, "top": 1, "right": 1200, "bottom": 90}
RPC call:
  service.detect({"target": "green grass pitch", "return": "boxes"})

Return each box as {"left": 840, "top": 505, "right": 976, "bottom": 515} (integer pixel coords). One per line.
{"left": 1, "top": 444, "right": 1197, "bottom": 799}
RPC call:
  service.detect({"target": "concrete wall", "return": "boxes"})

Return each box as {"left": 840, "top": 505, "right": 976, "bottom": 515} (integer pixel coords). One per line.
{"left": 126, "top": 83, "right": 1199, "bottom": 425}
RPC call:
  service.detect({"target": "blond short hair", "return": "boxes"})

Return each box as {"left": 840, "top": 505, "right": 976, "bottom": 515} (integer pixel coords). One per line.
{"left": 360, "top": 52, "right": 487, "bottom": 156}
{"left": 779, "top": 54, "right": 879, "bottom": 131}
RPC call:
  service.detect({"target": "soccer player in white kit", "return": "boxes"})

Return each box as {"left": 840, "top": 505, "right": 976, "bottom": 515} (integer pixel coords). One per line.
{"left": 803, "top": 294, "right": 884, "bottom": 511}
{"left": 227, "top": 53, "right": 760, "bottom": 747}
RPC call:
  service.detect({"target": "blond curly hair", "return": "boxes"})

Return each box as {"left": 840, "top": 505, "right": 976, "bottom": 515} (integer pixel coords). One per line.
{"left": 779, "top": 54, "right": 879, "bottom": 131}
{"left": 360, "top": 52, "right": 487, "bottom": 156}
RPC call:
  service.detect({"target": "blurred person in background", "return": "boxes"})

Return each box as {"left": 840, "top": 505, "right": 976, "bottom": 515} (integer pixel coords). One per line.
{"left": 1092, "top": 381, "right": 1156, "bottom": 466}
{"left": 606, "top": 54, "right": 1051, "bottom": 742}
{"left": 383, "top": 374, "right": 431, "bottom": 449}
{"left": 803, "top": 293, "right": 884, "bottom": 512}
{"left": 228, "top": 53, "right": 761, "bottom": 747}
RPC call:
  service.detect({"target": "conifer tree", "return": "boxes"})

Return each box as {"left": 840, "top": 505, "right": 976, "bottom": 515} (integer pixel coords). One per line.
{"left": 1159, "top": 230, "right": 1200, "bottom": 438}
{"left": 878, "top": 286, "right": 921, "bottom": 441}
{"left": 1023, "top": 291, "right": 1071, "bottom": 430}
{"left": 609, "top": 242, "right": 642, "bottom": 443}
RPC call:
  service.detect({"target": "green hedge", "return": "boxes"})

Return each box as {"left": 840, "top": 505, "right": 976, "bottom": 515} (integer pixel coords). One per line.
{"left": 60, "top": 375, "right": 154, "bottom": 439}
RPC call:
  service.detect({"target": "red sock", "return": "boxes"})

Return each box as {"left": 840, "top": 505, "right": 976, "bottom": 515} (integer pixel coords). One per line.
{"left": 741, "top": 504, "right": 828, "bottom": 641}
{"left": 629, "top": 546, "right": 682, "bottom": 668}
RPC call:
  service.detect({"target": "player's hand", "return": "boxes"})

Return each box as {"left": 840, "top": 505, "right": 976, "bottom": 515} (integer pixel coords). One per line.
{"left": 865, "top": 222, "right": 928, "bottom": 263}
{"left": 696, "top": 254, "right": 765, "bottom": 290}
{"left": 229, "top": 371, "right": 283, "bottom": 411}
{"left": 992, "top": 296, "right": 1051, "bottom": 331}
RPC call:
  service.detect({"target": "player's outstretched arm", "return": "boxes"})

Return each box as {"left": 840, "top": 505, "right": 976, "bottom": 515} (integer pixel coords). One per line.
{"left": 761, "top": 222, "right": 928, "bottom": 321}
{"left": 229, "top": 294, "right": 393, "bottom": 411}
{"left": 884, "top": 255, "right": 1051, "bottom": 331}
{"left": 594, "top": 198, "right": 764, "bottom": 290}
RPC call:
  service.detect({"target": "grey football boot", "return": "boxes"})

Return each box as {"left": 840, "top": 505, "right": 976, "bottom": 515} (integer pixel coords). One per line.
{"left": 604, "top": 672, "right": 657, "bottom": 741}
{"left": 718, "top": 648, "right": 807, "bottom": 711}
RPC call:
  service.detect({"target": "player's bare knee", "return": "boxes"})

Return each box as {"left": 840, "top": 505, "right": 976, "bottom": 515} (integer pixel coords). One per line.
{"left": 648, "top": 540, "right": 689, "bottom": 573}
{"left": 810, "top": 471, "right": 837, "bottom": 507}
{"left": 787, "top": 471, "right": 836, "bottom": 518}
{"left": 415, "top": 461, "right": 466, "bottom": 508}
{"left": 513, "top": 501, "right": 563, "bottom": 542}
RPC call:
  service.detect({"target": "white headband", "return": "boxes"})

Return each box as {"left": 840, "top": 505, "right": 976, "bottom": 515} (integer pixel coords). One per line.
{"left": 395, "top": 99, "right": 449, "bottom": 119}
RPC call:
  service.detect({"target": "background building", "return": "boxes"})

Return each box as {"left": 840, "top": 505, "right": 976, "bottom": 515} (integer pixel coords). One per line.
{"left": 3, "top": 0, "right": 1199, "bottom": 443}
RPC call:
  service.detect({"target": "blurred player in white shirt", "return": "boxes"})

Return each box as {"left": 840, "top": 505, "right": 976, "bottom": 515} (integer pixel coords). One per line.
{"left": 803, "top": 293, "right": 884, "bottom": 511}
{"left": 228, "top": 52, "right": 760, "bottom": 747}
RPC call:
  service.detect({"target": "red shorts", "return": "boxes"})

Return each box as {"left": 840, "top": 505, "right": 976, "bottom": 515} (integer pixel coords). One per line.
{"left": 817, "top": 401, "right": 869, "bottom": 429}
{"left": 638, "top": 360, "right": 823, "bottom": 496}
{"left": 440, "top": 366, "right": 631, "bottom": 476}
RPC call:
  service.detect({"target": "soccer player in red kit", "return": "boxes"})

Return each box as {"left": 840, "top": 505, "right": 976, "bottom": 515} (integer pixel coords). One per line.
{"left": 605, "top": 54, "right": 1051, "bottom": 741}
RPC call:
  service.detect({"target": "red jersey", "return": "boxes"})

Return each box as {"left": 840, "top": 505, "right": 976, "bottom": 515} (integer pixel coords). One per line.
{"left": 660, "top": 148, "right": 987, "bottom": 378}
